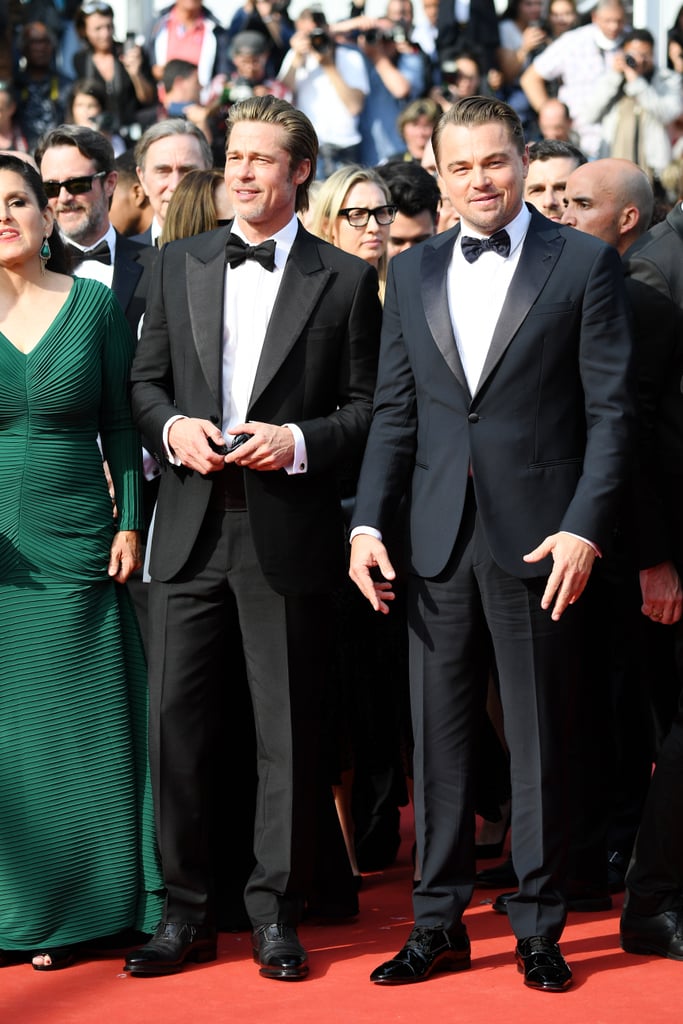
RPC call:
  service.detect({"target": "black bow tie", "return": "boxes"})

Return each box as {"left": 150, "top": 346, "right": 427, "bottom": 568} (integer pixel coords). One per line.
{"left": 225, "top": 233, "right": 276, "bottom": 271}
{"left": 461, "top": 229, "right": 511, "bottom": 264}
{"left": 66, "top": 238, "right": 111, "bottom": 266}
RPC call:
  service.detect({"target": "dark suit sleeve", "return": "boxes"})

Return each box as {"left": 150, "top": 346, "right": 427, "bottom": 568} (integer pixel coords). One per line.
{"left": 557, "top": 243, "right": 636, "bottom": 548}
{"left": 351, "top": 261, "right": 418, "bottom": 533}
{"left": 295, "top": 261, "right": 382, "bottom": 477}
{"left": 130, "top": 244, "right": 178, "bottom": 460}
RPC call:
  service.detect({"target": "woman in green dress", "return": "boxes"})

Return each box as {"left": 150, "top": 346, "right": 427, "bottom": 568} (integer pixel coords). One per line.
{"left": 0, "top": 155, "right": 162, "bottom": 970}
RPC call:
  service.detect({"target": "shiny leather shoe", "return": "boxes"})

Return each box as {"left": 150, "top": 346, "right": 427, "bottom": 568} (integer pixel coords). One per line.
{"left": 620, "top": 905, "right": 683, "bottom": 960}
{"left": 494, "top": 886, "right": 612, "bottom": 914}
{"left": 370, "top": 926, "right": 471, "bottom": 984}
{"left": 124, "top": 921, "right": 217, "bottom": 976}
{"left": 515, "top": 936, "right": 572, "bottom": 991}
{"left": 252, "top": 923, "right": 309, "bottom": 980}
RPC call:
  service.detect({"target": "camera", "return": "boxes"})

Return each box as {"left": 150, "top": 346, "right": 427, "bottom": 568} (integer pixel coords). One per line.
{"left": 309, "top": 28, "right": 332, "bottom": 54}
{"left": 219, "top": 77, "right": 255, "bottom": 106}
{"left": 624, "top": 53, "right": 638, "bottom": 69}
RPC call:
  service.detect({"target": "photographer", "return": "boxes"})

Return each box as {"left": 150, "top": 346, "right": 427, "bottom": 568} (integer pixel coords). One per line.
{"left": 431, "top": 46, "right": 485, "bottom": 111}
{"left": 159, "top": 59, "right": 212, "bottom": 142}
{"left": 278, "top": 7, "right": 369, "bottom": 179}
{"left": 216, "top": 31, "right": 291, "bottom": 102}
{"left": 583, "top": 29, "right": 683, "bottom": 179}
{"left": 224, "top": 0, "right": 294, "bottom": 77}
{"left": 334, "top": 0, "right": 430, "bottom": 165}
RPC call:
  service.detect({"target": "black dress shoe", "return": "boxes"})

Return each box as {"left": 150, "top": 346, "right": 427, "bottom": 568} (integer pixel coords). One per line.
{"left": 620, "top": 905, "right": 683, "bottom": 960}
{"left": 252, "top": 923, "right": 309, "bottom": 980}
{"left": 124, "top": 921, "right": 217, "bottom": 976}
{"left": 494, "top": 886, "right": 611, "bottom": 914}
{"left": 515, "top": 936, "right": 572, "bottom": 992}
{"left": 370, "top": 926, "right": 471, "bottom": 984}
{"left": 476, "top": 856, "right": 517, "bottom": 889}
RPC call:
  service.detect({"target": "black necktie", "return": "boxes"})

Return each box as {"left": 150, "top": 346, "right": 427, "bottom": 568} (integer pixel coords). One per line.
{"left": 225, "top": 233, "right": 276, "bottom": 272}
{"left": 66, "top": 239, "right": 111, "bottom": 266}
{"left": 461, "top": 229, "right": 511, "bottom": 264}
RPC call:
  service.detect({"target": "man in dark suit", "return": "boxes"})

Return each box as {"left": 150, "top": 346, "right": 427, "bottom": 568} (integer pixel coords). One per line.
{"left": 349, "top": 96, "right": 634, "bottom": 991}
{"left": 615, "top": 196, "right": 683, "bottom": 961}
{"left": 35, "top": 125, "right": 157, "bottom": 340}
{"left": 125, "top": 96, "right": 381, "bottom": 979}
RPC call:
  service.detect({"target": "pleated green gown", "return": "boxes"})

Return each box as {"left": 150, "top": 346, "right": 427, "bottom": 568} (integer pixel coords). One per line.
{"left": 0, "top": 277, "right": 163, "bottom": 951}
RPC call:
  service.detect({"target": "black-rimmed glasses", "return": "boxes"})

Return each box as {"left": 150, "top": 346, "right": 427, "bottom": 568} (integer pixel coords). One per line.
{"left": 338, "top": 205, "right": 397, "bottom": 227}
{"left": 43, "top": 171, "right": 107, "bottom": 199}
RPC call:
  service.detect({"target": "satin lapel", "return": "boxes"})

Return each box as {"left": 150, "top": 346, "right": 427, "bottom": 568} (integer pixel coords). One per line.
{"left": 186, "top": 238, "right": 227, "bottom": 410}
{"left": 474, "top": 218, "right": 564, "bottom": 398}
{"left": 248, "top": 228, "right": 331, "bottom": 412}
{"left": 422, "top": 230, "right": 470, "bottom": 397}
{"left": 112, "top": 241, "right": 142, "bottom": 313}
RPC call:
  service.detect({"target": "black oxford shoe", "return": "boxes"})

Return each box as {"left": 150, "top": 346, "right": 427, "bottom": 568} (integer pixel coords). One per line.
{"left": 252, "top": 923, "right": 309, "bottom": 980}
{"left": 124, "top": 921, "right": 217, "bottom": 976}
{"left": 515, "top": 936, "right": 572, "bottom": 991}
{"left": 621, "top": 905, "right": 683, "bottom": 961}
{"left": 370, "top": 926, "right": 471, "bottom": 984}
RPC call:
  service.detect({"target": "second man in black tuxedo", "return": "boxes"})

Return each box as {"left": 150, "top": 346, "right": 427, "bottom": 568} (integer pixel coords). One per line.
{"left": 350, "top": 96, "right": 634, "bottom": 991}
{"left": 126, "top": 97, "right": 381, "bottom": 979}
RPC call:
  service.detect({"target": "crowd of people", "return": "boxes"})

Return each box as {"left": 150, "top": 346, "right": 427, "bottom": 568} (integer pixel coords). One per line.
{"left": 1, "top": 0, "right": 683, "bottom": 1001}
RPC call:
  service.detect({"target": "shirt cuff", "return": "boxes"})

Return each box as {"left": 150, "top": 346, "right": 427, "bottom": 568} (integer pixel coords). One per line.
{"left": 162, "top": 414, "right": 186, "bottom": 466}
{"left": 283, "top": 422, "right": 308, "bottom": 474}
{"left": 349, "top": 526, "right": 383, "bottom": 542}
{"left": 561, "top": 530, "right": 601, "bottom": 558}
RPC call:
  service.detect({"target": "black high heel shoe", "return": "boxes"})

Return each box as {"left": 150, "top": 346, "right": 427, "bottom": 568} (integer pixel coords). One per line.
{"left": 475, "top": 803, "right": 511, "bottom": 859}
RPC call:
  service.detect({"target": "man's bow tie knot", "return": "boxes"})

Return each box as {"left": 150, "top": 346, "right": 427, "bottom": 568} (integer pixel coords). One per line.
{"left": 66, "top": 239, "right": 111, "bottom": 265}
{"left": 461, "top": 229, "right": 511, "bottom": 264}
{"left": 225, "top": 233, "right": 276, "bottom": 271}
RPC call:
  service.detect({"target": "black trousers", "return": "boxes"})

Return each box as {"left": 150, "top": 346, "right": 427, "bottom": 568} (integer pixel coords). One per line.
{"left": 409, "top": 484, "right": 581, "bottom": 941}
{"left": 147, "top": 508, "right": 331, "bottom": 927}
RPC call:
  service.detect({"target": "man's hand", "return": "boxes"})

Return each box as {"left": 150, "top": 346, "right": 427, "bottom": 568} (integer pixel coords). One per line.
{"left": 640, "top": 561, "right": 683, "bottom": 625}
{"left": 224, "top": 421, "right": 295, "bottom": 471}
{"left": 523, "top": 532, "right": 596, "bottom": 621}
{"left": 168, "top": 417, "right": 228, "bottom": 474}
{"left": 349, "top": 534, "right": 396, "bottom": 613}
{"left": 108, "top": 530, "right": 141, "bottom": 583}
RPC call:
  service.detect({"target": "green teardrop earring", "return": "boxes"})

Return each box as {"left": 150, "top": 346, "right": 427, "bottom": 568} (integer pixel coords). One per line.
{"left": 39, "top": 237, "right": 51, "bottom": 274}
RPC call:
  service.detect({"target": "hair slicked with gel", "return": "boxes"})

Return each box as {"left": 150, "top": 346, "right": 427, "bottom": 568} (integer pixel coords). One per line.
{"left": 432, "top": 96, "right": 526, "bottom": 170}
{"left": 225, "top": 95, "right": 318, "bottom": 214}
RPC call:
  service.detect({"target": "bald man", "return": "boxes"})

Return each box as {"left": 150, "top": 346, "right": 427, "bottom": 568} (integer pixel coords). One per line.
{"left": 561, "top": 157, "right": 654, "bottom": 255}
{"left": 562, "top": 158, "right": 683, "bottom": 904}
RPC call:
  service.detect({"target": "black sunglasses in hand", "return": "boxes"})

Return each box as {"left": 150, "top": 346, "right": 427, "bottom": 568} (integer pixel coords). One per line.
{"left": 42, "top": 171, "right": 107, "bottom": 200}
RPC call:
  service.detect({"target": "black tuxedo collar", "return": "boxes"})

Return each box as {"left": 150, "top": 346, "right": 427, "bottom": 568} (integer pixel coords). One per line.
{"left": 420, "top": 209, "right": 564, "bottom": 399}
{"left": 184, "top": 222, "right": 333, "bottom": 414}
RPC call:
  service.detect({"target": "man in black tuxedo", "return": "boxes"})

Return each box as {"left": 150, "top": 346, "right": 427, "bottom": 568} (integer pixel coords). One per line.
{"left": 125, "top": 96, "right": 381, "bottom": 979}
{"left": 35, "top": 124, "right": 160, "bottom": 641}
{"left": 350, "top": 96, "right": 634, "bottom": 991}
{"left": 616, "top": 195, "right": 683, "bottom": 961}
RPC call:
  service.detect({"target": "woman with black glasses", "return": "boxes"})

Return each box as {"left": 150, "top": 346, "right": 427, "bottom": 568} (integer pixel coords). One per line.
{"left": 309, "top": 164, "right": 395, "bottom": 302}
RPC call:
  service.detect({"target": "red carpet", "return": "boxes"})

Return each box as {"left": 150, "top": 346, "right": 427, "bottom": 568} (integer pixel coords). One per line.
{"left": 4, "top": 811, "right": 681, "bottom": 1024}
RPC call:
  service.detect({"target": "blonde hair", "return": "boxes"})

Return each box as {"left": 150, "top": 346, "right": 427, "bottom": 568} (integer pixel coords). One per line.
{"left": 160, "top": 169, "right": 227, "bottom": 244}
{"left": 308, "top": 165, "right": 391, "bottom": 301}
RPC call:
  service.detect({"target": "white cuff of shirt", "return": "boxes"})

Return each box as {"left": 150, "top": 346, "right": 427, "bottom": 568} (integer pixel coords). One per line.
{"left": 349, "top": 526, "right": 383, "bottom": 542}
{"left": 162, "top": 414, "right": 186, "bottom": 465}
{"left": 562, "top": 530, "right": 601, "bottom": 557}
{"left": 284, "top": 423, "right": 308, "bottom": 474}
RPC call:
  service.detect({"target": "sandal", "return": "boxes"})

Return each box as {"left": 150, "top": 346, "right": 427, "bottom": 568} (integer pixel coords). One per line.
{"left": 31, "top": 947, "right": 76, "bottom": 972}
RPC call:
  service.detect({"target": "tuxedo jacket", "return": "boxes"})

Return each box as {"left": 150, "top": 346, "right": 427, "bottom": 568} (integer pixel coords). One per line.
{"left": 130, "top": 221, "right": 381, "bottom": 594}
{"left": 352, "top": 205, "right": 635, "bottom": 580}
{"left": 624, "top": 204, "right": 683, "bottom": 567}
{"left": 112, "top": 232, "right": 158, "bottom": 339}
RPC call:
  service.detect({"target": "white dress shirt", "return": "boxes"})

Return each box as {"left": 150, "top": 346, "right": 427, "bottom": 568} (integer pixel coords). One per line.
{"left": 65, "top": 222, "right": 117, "bottom": 287}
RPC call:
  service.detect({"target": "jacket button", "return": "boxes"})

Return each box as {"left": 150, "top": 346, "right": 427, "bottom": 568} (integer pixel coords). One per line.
{"left": 468, "top": 413, "right": 479, "bottom": 423}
